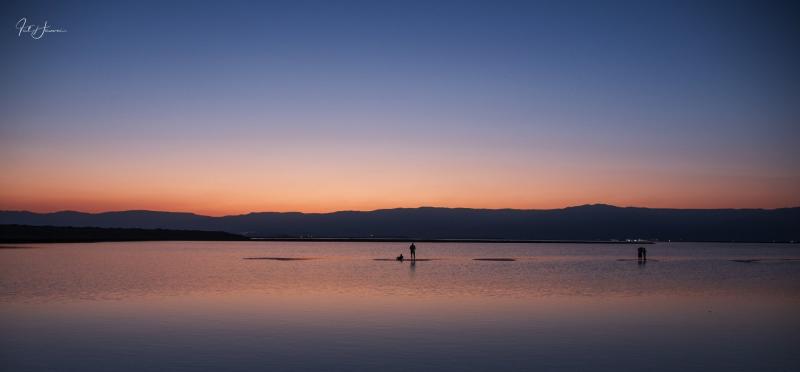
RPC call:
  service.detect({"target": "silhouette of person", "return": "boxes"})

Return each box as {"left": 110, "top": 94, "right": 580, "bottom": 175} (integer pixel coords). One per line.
{"left": 396, "top": 253, "right": 404, "bottom": 261}
{"left": 642, "top": 247, "right": 647, "bottom": 261}
{"left": 410, "top": 242, "right": 416, "bottom": 261}
{"left": 637, "top": 247, "right": 643, "bottom": 260}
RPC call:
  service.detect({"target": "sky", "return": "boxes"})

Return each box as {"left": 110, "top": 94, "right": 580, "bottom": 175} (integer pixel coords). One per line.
{"left": 1, "top": 0, "right": 798, "bottom": 215}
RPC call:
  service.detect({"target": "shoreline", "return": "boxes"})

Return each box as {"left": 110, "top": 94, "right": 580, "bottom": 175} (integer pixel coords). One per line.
{"left": 6, "top": 239, "right": 797, "bottom": 245}
{"left": 3, "top": 225, "right": 796, "bottom": 245}
{"left": 248, "top": 237, "right": 655, "bottom": 244}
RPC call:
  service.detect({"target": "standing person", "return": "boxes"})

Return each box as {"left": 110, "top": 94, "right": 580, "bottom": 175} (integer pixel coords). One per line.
{"left": 410, "top": 242, "right": 416, "bottom": 261}
{"left": 642, "top": 247, "right": 647, "bottom": 261}
{"left": 637, "top": 247, "right": 643, "bottom": 261}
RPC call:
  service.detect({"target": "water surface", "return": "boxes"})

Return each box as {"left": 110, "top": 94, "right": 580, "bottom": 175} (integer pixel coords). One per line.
{"left": 1, "top": 242, "right": 799, "bottom": 371}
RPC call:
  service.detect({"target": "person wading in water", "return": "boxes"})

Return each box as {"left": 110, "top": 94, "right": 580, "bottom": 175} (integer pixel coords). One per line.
{"left": 409, "top": 242, "right": 417, "bottom": 261}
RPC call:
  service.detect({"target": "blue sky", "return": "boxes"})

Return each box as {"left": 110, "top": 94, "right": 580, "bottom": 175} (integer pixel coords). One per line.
{"left": 1, "top": 0, "right": 798, "bottom": 213}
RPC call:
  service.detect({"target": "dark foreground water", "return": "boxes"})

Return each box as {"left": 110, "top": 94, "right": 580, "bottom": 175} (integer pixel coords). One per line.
{"left": 1, "top": 242, "right": 799, "bottom": 371}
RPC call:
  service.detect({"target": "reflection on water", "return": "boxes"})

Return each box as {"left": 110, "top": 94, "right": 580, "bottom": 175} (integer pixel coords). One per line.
{"left": 1, "top": 242, "right": 799, "bottom": 371}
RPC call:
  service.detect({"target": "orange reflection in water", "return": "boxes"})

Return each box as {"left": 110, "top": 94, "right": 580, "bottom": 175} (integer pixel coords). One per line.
{"left": 1, "top": 242, "right": 799, "bottom": 371}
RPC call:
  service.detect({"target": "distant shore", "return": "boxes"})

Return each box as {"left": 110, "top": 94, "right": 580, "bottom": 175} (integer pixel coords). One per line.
{"left": 3, "top": 205, "right": 798, "bottom": 243}
{"left": 249, "top": 237, "right": 654, "bottom": 244}
{"left": 0, "top": 225, "right": 248, "bottom": 244}
{"left": 3, "top": 225, "right": 796, "bottom": 244}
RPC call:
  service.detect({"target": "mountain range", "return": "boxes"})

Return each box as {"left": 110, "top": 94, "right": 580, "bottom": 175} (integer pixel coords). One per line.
{"left": 1, "top": 204, "right": 798, "bottom": 242}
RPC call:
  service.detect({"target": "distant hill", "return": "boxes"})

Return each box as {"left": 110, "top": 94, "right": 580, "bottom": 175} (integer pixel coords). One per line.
{"left": 0, "top": 225, "right": 248, "bottom": 244}
{"left": 1, "top": 205, "right": 798, "bottom": 242}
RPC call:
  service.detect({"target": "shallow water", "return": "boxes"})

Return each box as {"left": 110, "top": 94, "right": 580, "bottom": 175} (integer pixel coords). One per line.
{"left": 1, "top": 242, "right": 799, "bottom": 371}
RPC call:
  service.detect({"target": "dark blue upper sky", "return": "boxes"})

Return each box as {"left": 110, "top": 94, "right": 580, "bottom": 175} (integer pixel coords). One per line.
{"left": 1, "top": 0, "right": 798, "bottom": 213}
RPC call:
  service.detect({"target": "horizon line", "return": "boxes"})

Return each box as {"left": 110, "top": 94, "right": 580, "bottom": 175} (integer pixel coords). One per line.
{"left": 3, "top": 203, "right": 799, "bottom": 218}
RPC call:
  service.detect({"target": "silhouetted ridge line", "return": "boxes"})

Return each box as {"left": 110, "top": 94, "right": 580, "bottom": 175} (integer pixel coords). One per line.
{"left": 0, "top": 205, "right": 798, "bottom": 242}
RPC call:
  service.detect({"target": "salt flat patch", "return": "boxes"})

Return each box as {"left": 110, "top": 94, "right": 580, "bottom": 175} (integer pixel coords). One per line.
{"left": 616, "top": 259, "right": 660, "bottom": 262}
{"left": 243, "top": 257, "right": 318, "bottom": 261}
{"left": 731, "top": 258, "right": 800, "bottom": 263}
{"left": 473, "top": 258, "right": 516, "bottom": 261}
{"left": 373, "top": 258, "right": 440, "bottom": 261}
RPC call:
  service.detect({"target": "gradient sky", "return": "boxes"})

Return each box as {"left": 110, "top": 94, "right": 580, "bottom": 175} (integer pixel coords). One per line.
{"left": 1, "top": 0, "right": 798, "bottom": 215}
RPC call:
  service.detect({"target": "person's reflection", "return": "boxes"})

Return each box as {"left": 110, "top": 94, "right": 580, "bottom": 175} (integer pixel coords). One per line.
{"left": 409, "top": 259, "right": 416, "bottom": 278}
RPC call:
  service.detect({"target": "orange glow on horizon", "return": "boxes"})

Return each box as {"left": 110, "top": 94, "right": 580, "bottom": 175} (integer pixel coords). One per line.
{"left": 2, "top": 172, "right": 798, "bottom": 217}
{"left": 2, "top": 136, "right": 798, "bottom": 216}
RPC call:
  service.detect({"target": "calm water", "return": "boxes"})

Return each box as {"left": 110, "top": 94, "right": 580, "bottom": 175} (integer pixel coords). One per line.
{"left": 1, "top": 242, "right": 799, "bottom": 371}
